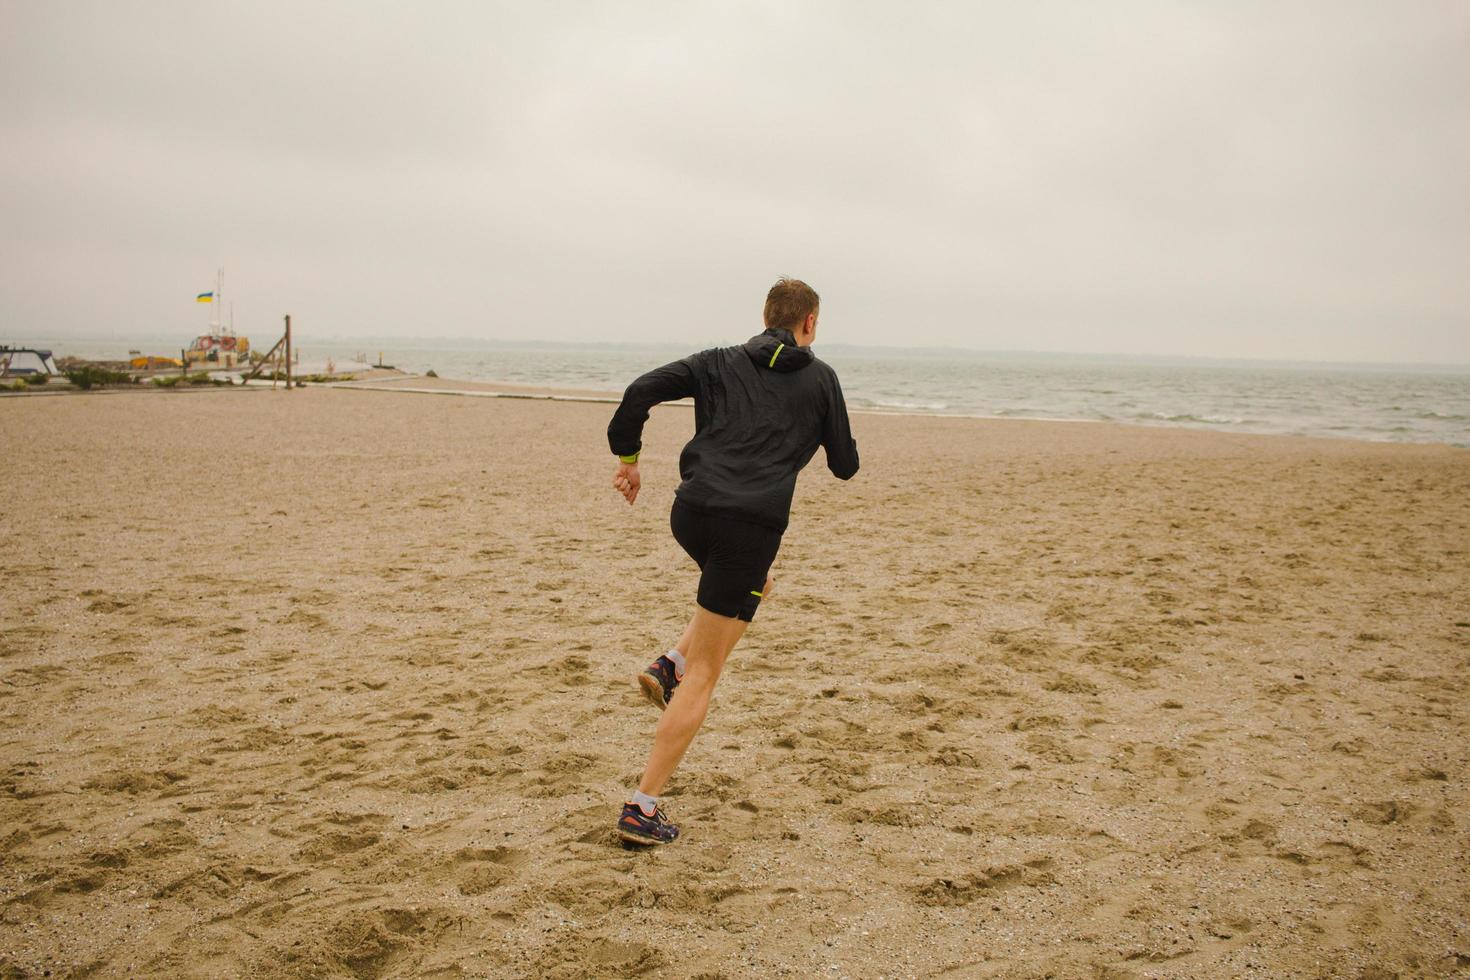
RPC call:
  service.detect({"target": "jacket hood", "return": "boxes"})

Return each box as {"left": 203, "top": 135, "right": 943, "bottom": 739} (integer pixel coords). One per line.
{"left": 743, "top": 328, "right": 814, "bottom": 374}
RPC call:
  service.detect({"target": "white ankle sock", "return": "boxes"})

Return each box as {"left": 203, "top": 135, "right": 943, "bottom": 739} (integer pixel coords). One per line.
{"left": 666, "top": 649, "right": 686, "bottom": 679}
{"left": 631, "top": 790, "right": 658, "bottom": 816}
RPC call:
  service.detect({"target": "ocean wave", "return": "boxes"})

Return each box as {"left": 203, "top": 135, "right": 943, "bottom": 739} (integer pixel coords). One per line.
{"left": 1137, "top": 412, "right": 1246, "bottom": 425}
{"left": 864, "top": 399, "right": 950, "bottom": 412}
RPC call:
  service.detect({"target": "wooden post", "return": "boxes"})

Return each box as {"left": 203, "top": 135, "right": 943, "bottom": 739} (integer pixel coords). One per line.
{"left": 181, "top": 349, "right": 187, "bottom": 378}
{"left": 284, "top": 315, "right": 293, "bottom": 390}
{"left": 240, "top": 334, "right": 287, "bottom": 384}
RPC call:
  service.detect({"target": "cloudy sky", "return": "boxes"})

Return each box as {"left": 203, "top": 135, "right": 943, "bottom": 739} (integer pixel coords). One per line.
{"left": 3, "top": 1, "right": 1467, "bottom": 362}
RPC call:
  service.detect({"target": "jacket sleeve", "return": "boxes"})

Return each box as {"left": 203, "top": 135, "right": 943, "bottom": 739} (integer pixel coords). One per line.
{"left": 822, "top": 372, "right": 860, "bottom": 480}
{"left": 607, "top": 356, "right": 700, "bottom": 458}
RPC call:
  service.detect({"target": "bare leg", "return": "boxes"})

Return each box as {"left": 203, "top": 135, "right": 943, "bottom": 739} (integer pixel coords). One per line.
{"left": 637, "top": 606, "right": 747, "bottom": 797}
{"left": 672, "top": 616, "right": 696, "bottom": 659}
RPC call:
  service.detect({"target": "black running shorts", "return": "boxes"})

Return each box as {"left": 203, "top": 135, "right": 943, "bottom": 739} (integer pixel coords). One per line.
{"left": 670, "top": 499, "right": 783, "bottom": 622}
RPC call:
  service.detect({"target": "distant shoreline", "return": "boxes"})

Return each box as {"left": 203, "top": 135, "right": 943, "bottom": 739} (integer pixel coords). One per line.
{"left": 329, "top": 375, "right": 1470, "bottom": 451}
{"left": 9, "top": 358, "right": 1467, "bottom": 450}
{"left": 21, "top": 332, "right": 1470, "bottom": 373}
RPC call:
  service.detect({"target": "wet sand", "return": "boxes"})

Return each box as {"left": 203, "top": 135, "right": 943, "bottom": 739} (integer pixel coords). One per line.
{"left": 1, "top": 385, "right": 1467, "bottom": 978}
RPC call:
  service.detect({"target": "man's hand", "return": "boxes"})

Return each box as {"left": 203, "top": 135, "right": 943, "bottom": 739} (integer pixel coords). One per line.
{"left": 613, "top": 461, "right": 641, "bottom": 505}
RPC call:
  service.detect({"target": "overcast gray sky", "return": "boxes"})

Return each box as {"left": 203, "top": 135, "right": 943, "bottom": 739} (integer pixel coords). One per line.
{"left": 3, "top": 1, "right": 1467, "bottom": 361}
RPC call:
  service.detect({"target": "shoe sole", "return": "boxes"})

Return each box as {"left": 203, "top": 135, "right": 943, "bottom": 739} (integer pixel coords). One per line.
{"left": 617, "top": 827, "right": 675, "bottom": 846}
{"left": 637, "top": 672, "right": 667, "bottom": 710}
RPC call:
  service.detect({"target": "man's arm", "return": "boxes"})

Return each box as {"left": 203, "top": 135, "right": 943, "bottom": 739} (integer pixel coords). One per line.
{"left": 607, "top": 356, "right": 700, "bottom": 505}
{"left": 822, "top": 373, "right": 860, "bottom": 480}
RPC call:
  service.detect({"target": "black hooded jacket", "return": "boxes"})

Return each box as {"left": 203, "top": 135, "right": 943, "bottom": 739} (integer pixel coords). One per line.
{"left": 607, "top": 328, "right": 859, "bottom": 530}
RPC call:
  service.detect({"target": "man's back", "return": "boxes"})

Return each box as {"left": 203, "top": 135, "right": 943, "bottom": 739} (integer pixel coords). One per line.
{"left": 607, "top": 327, "right": 859, "bottom": 529}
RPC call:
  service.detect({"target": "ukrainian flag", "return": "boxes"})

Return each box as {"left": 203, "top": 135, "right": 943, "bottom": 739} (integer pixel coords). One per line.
{"left": 196, "top": 292, "right": 214, "bottom": 303}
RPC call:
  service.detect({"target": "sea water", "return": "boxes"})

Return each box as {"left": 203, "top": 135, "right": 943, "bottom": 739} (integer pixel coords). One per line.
{"left": 21, "top": 335, "right": 1470, "bottom": 448}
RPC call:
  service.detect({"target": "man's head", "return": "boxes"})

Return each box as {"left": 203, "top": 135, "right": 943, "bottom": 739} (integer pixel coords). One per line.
{"left": 764, "top": 278, "right": 820, "bottom": 346}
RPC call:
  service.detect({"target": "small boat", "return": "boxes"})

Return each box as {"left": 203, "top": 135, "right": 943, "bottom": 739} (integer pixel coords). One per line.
{"left": 0, "top": 346, "right": 61, "bottom": 377}
{"left": 186, "top": 270, "right": 251, "bottom": 367}
{"left": 185, "top": 332, "right": 250, "bottom": 366}
{"left": 129, "top": 355, "right": 184, "bottom": 370}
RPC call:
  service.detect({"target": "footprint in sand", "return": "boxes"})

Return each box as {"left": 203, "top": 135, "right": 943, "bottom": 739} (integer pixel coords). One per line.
{"left": 911, "top": 860, "right": 1056, "bottom": 906}
{"left": 532, "top": 933, "right": 664, "bottom": 980}
{"left": 448, "top": 845, "right": 524, "bottom": 896}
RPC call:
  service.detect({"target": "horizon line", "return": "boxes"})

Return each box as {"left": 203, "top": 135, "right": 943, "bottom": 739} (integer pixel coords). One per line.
{"left": 12, "top": 331, "right": 1470, "bottom": 372}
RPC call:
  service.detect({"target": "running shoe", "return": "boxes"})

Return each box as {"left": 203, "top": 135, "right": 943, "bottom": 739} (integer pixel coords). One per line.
{"left": 638, "top": 655, "right": 680, "bottom": 710}
{"left": 617, "top": 802, "right": 680, "bottom": 846}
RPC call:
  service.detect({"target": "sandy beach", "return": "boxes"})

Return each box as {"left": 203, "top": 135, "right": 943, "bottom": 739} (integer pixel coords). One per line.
{"left": 1, "top": 385, "right": 1467, "bottom": 979}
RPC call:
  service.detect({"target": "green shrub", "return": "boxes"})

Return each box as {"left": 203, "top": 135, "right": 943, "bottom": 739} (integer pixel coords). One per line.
{"left": 65, "top": 366, "right": 134, "bottom": 389}
{"left": 23, "top": 373, "right": 51, "bottom": 386}
{"left": 256, "top": 371, "right": 349, "bottom": 384}
{"left": 153, "top": 373, "right": 229, "bottom": 388}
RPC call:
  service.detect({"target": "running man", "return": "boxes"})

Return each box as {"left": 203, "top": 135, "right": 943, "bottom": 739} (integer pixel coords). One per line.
{"left": 607, "top": 278, "right": 859, "bottom": 846}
